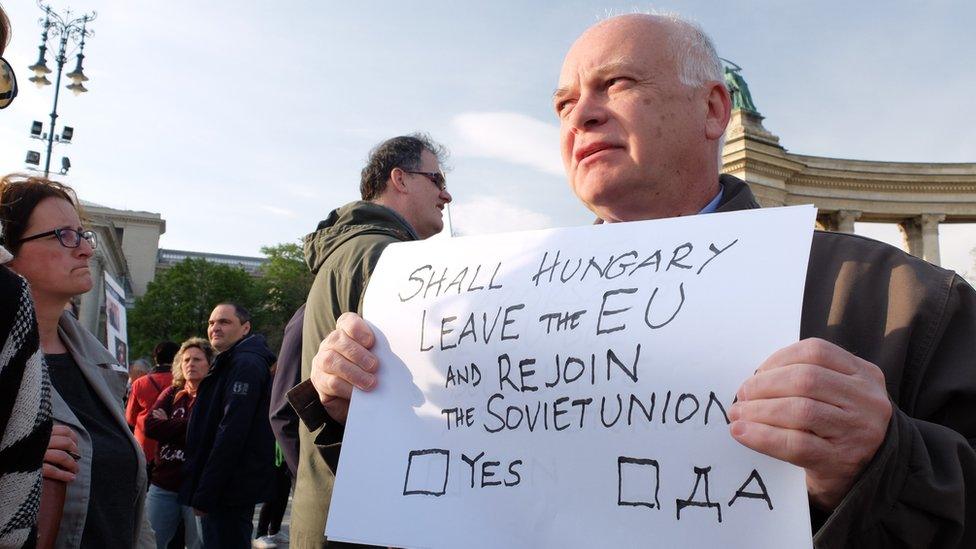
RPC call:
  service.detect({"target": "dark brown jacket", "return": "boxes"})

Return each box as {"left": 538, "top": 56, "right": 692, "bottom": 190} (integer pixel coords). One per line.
{"left": 718, "top": 175, "right": 976, "bottom": 548}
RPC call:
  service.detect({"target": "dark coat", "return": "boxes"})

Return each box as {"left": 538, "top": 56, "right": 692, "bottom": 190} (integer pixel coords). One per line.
{"left": 270, "top": 304, "right": 304, "bottom": 477}
{"left": 717, "top": 175, "right": 976, "bottom": 548}
{"left": 180, "top": 334, "right": 276, "bottom": 512}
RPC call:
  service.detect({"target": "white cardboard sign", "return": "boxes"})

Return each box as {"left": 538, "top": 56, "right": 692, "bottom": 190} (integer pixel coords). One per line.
{"left": 327, "top": 206, "right": 816, "bottom": 548}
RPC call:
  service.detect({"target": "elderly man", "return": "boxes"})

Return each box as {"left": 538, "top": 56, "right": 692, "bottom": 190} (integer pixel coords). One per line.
{"left": 286, "top": 133, "right": 452, "bottom": 547}
{"left": 302, "top": 15, "right": 976, "bottom": 548}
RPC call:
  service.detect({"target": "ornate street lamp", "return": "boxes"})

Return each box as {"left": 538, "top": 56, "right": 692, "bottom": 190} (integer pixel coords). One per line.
{"left": 26, "top": 1, "right": 96, "bottom": 178}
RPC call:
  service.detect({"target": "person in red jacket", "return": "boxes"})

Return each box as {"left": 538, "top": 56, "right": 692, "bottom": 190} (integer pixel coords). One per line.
{"left": 145, "top": 337, "right": 213, "bottom": 549}
{"left": 126, "top": 340, "right": 179, "bottom": 469}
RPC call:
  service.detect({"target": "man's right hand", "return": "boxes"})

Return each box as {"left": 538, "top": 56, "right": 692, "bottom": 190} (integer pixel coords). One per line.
{"left": 42, "top": 424, "right": 79, "bottom": 483}
{"left": 310, "top": 312, "right": 380, "bottom": 424}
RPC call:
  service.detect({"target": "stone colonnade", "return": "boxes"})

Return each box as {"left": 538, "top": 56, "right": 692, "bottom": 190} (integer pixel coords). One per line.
{"left": 722, "top": 109, "right": 976, "bottom": 269}
{"left": 816, "top": 211, "right": 947, "bottom": 266}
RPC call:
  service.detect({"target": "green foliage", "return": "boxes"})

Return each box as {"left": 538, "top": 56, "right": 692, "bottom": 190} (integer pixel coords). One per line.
{"left": 255, "top": 242, "right": 314, "bottom": 352}
{"left": 129, "top": 258, "right": 260, "bottom": 359}
{"left": 128, "top": 243, "right": 313, "bottom": 359}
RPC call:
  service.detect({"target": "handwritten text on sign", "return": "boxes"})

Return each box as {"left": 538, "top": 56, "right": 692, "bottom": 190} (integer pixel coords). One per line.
{"left": 327, "top": 206, "right": 816, "bottom": 548}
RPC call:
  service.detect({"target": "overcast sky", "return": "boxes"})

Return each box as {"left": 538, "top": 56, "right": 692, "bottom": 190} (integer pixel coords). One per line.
{"left": 2, "top": 1, "right": 973, "bottom": 277}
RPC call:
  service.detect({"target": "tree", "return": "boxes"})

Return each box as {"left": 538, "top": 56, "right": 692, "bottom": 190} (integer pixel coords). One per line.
{"left": 129, "top": 258, "right": 259, "bottom": 359}
{"left": 254, "top": 243, "right": 314, "bottom": 352}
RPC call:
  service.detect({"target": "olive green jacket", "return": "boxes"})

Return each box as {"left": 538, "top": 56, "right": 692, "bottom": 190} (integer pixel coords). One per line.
{"left": 288, "top": 201, "right": 418, "bottom": 548}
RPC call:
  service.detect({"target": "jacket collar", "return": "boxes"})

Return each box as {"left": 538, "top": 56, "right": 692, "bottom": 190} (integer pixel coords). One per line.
{"left": 715, "top": 174, "right": 761, "bottom": 213}
{"left": 53, "top": 311, "right": 147, "bottom": 473}
{"left": 303, "top": 201, "right": 419, "bottom": 275}
{"left": 209, "top": 333, "right": 253, "bottom": 373}
{"left": 55, "top": 313, "right": 129, "bottom": 428}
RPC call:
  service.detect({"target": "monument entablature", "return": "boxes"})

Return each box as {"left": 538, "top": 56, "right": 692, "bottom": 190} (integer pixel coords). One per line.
{"left": 719, "top": 66, "right": 976, "bottom": 266}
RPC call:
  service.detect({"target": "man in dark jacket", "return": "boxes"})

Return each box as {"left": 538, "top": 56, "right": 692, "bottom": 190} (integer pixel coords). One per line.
{"left": 181, "top": 302, "right": 276, "bottom": 548}
{"left": 286, "top": 133, "right": 451, "bottom": 547}
{"left": 297, "top": 14, "right": 976, "bottom": 549}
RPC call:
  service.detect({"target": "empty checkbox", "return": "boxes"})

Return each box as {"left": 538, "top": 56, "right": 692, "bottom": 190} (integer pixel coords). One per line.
{"left": 617, "top": 456, "right": 660, "bottom": 508}
{"left": 403, "top": 448, "right": 450, "bottom": 496}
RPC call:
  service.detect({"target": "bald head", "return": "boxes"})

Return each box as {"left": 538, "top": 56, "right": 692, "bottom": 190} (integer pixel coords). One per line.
{"left": 580, "top": 14, "right": 723, "bottom": 88}
{"left": 555, "top": 14, "right": 732, "bottom": 222}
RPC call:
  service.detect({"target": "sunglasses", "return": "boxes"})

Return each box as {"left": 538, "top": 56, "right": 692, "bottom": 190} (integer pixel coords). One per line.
{"left": 0, "top": 57, "right": 18, "bottom": 110}
{"left": 404, "top": 170, "right": 447, "bottom": 191}
{"left": 18, "top": 227, "right": 98, "bottom": 250}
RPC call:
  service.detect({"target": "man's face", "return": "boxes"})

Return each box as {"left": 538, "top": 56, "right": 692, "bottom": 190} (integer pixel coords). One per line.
{"left": 208, "top": 304, "right": 250, "bottom": 352}
{"left": 401, "top": 149, "right": 452, "bottom": 239}
{"left": 555, "top": 16, "right": 713, "bottom": 222}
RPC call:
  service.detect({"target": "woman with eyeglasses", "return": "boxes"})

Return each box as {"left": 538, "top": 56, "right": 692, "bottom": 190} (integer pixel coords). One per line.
{"left": 1, "top": 10, "right": 68, "bottom": 548}
{"left": 0, "top": 174, "right": 154, "bottom": 548}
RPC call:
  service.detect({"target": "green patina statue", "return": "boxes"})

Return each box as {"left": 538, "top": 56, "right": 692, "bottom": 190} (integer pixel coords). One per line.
{"left": 721, "top": 59, "right": 758, "bottom": 113}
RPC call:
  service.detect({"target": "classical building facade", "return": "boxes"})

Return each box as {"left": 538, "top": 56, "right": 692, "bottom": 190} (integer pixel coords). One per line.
{"left": 74, "top": 201, "right": 269, "bottom": 348}
{"left": 721, "top": 108, "right": 976, "bottom": 267}
{"left": 76, "top": 201, "right": 166, "bottom": 344}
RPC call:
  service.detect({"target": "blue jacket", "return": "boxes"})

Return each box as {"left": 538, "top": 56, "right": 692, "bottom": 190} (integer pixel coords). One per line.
{"left": 180, "top": 334, "right": 276, "bottom": 511}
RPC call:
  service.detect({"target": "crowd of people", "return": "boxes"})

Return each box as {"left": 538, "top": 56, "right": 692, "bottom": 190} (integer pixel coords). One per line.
{"left": 0, "top": 174, "right": 290, "bottom": 547}
{"left": 2, "top": 4, "right": 975, "bottom": 549}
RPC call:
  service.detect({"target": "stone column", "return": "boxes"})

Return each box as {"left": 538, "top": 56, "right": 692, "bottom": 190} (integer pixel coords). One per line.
{"left": 816, "top": 213, "right": 836, "bottom": 232}
{"left": 899, "top": 214, "right": 945, "bottom": 266}
{"left": 834, "top": 210, "right": 861, "bottom": 234}
{"left": 79, "top": 254, "right": 104, "bottom": 335}
{"left": 817, "top": 210, "right": 860, "bottom": 233}
{"left": 899, "top": 218, "right": 922, "bottom": 258}
{"left": 920, "top": 214, "right": 945, "bottom": 266}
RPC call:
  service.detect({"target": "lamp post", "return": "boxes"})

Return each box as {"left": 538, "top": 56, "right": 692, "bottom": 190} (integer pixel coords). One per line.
{"left": 26, "top": 1, "right": 95, "bottom": 178}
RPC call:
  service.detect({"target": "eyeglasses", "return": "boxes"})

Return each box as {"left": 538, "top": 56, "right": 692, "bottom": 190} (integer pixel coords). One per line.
{"left": 0, "top": 57, "right": 18, "bottom": 110}
{"left": 18, "top": 227, "right": 98, "bottom": 250}
{"left": 404, "top": 170, "right": 447, "bottom": 191}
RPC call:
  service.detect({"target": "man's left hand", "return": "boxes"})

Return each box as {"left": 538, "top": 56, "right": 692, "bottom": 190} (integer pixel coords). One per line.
{"left": 193, "top": 508, "right": 207, "bottom": 518}
{"left": 729, "top": 338, "right": 892, "bottom": 511}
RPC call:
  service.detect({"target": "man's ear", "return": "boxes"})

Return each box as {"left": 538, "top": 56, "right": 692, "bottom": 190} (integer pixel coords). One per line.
{"left": 704, "top": 81, "right": 732, "bottom": 140}
{"left": 388, "top": 167, "right": 408, "bottom": 194}
{"left": 242, "top": 321, "right": 251, "bottom": 336}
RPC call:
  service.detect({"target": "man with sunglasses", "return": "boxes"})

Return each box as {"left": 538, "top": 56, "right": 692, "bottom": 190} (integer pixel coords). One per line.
{"left": 284, "top": 133, "right": 451, "bottom": 547}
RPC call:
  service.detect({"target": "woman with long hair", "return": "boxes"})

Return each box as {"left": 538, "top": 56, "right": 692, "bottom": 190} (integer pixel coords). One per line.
{"left": 1, "top": 174, "right": 152, "bottom": 547}
{"left": 145, "top": 337, "right": 213, "bottom": 549}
